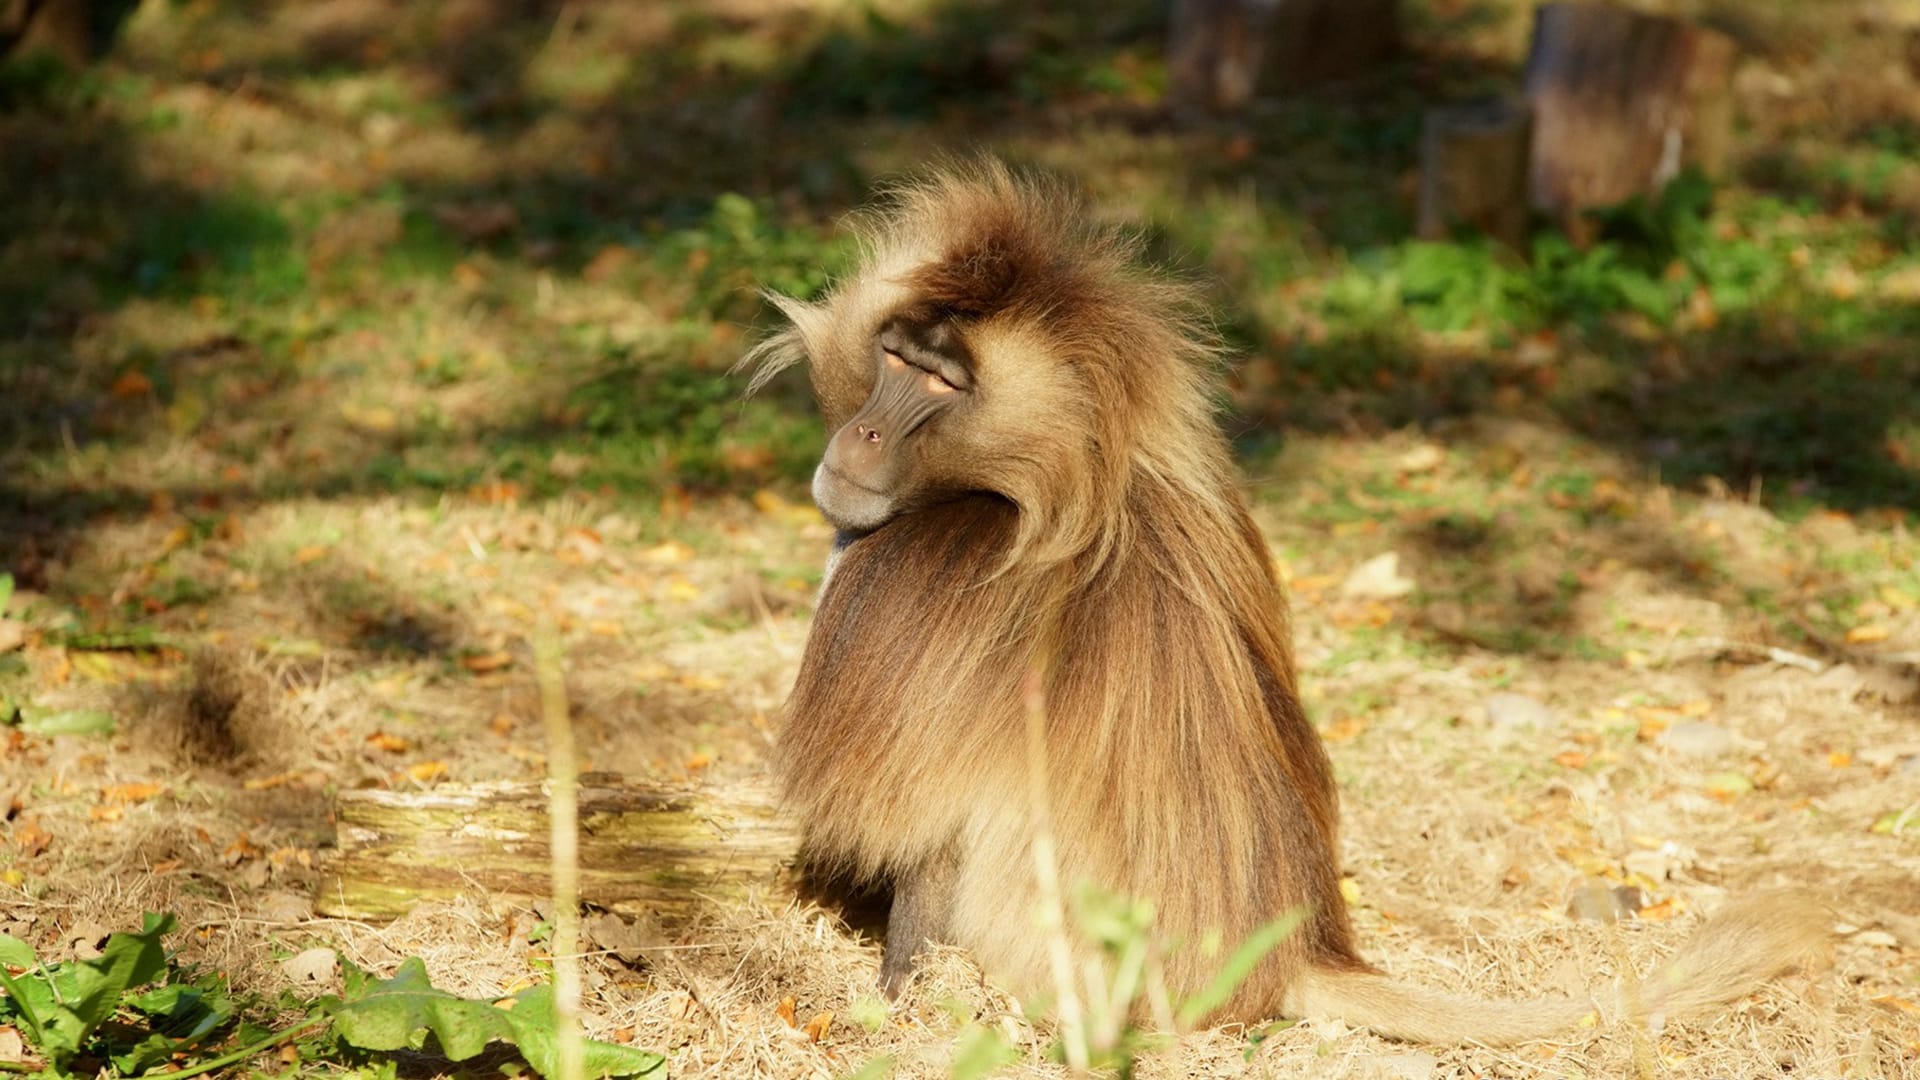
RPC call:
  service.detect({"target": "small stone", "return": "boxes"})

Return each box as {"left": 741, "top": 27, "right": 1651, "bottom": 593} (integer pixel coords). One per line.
{"left": 1485, "top": 692, "right": 1556, "bottom": 734}
{"left": 281, "top": 947, "right": 339, "bottom": 985}
{"left": 1658, "top": 720, "right": 1736, "bottom": 759}
{"left": 1569, "top": 884, "right": 1645, "bottom": 922}
{"left": 1623, "top": 842, "right": 1695, "bottom": 883}
{"left": 1849, "top": 929, "right": 1898, "bottom": 949}
{"left": 1342, "top": 552, "right": 1415, "bottom": 599}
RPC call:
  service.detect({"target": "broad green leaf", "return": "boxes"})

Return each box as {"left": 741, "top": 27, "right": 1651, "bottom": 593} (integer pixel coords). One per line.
{"left": 14, "top": 706, "right": 115, "bottom": 737}
{"left": 44, "top": 912, "right": 177, "bottom": 1052}
{"left": 0, "top": 573, "right": 12, "bottom": 613}
{"left": 0, "top": 933, "right": 36, "bottom": 968}
{"left": 1176, "top": 907, "right": 1306, "bottom": 1029}
{"left": 0, "top": 964, "right": 54, "bottom": 1048}
{"left": 504, "top": 985, "right": 666, "bottom": 1079}
{"left": 111, "top": 1030, "right": 181, "bottom": 1074}
{"left": 324, "top": 957, "right": 513, "bottom": 1061}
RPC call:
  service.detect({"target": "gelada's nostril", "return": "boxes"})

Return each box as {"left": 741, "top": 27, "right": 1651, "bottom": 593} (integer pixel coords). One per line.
{"left": 863, "top": 427, "right": 882, "bottom": 443}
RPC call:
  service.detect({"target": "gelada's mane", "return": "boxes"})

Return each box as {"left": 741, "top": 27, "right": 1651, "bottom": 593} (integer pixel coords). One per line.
{"left": 758, "top": 164, "right": 1361, "bottom": 1016}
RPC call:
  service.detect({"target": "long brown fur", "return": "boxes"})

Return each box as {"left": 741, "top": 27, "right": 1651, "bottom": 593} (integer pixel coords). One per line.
{"left": 748, "top": 161, "right": 1825, "bottom": 1043}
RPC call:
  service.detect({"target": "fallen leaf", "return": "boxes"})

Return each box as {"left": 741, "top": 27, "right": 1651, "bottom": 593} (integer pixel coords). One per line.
{"left": 684, "top": 753, "right": 711, "bottom": 771}
{"left": 1827, "top": 751, "right": 1852, "bottom": 768}
{"left": 469, "top": 481, "right": 523, "bottom": 505}
{"left": 639, "top": 540, "right": 694, "bottom": 565}
{"left": 461, "top": 651, "right": 513, "bottom": 673}
{"left": 243, "top": 771, "right": 312, "bottom": 791}
{"left": 1636, "top": 897, "right": 1681, "bottom": 922}
{"left": 1342, "top": 552, "right": 1415, "bottom": 600}
{"left": 11, "top": 821, "right": 51, "bottom": 857}
{"left": 101, "top": 782, "right": 166, "bottom": 804}
{"left": 582, "top": 244, "right": 631, "bottom": 283}
{"left": 1394, "top": 444, "right": 1445, "bottom": 474}
{"left": 406, "top": 760, "right": 448, "bottom": 783}
{"left": 88, "top": 805, "right": 124, "bottom": 823}
{"left": 110, "top": 370, "right": 153, "bottom": 398}
{"left": 1553, "top": 750, "right": 1589, "bottom": 770}
{"left": 223, "top": 835, "right": 260, "bottom": 865}
{"left": 294, "top": 544, "right": 330, "bottom": 564}
{"left": 488, "top": 713, "right": 515, "bottom": 737}
{"left": 1846, "top": 624, "right": 1892, "bottom": 644}
{"left": 776, "top": 996, "right": 797, "bottom": 1028}
{"left": 1704, "top": 771, "right": 1754, "bottom": 801}
{"left": 365, "top": 731, "right": 409, "bottom": 753}
{"left": 1318, "top": 716, "right": 1366, "bottom": 742}
{"left": 665, "top": 579, "right": 701, "bottom": 603}
{"left": 803, "top": 1011, "right": 833, "bottom": 1043}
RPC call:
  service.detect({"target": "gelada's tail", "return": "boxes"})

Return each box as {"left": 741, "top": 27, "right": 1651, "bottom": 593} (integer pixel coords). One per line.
{"left": 1285, "top": 891, "right": 1828, "bottom": 1045}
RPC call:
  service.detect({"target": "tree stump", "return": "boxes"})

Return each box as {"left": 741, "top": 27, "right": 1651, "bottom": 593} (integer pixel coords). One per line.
{"left": 1167, "top": 0, "right": 1399, "bottom": 115}
{"left": 315, "top": 775, "right": 799, "bottom": 923}
{"left": 1524, "top": 2, "right": 1736, "bottom": 242}
{"left": 1263, "top": 0, "right": 1399, "bottom": 92}
{"left": 1167, "top": 0, "right": 1277, "bottom": 115}
{"left": 1417, "top": 98, "right": 1533, "bottom": 253}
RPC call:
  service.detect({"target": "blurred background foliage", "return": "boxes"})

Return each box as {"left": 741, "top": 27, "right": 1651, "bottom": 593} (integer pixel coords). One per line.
{"left": 3, "top": 0, "right": 1918, "bottom": 584}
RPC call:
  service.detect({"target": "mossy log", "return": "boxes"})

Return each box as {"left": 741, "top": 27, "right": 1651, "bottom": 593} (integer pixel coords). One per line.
{"left": 315, "top": 774, "right": 799, "bottom": 923}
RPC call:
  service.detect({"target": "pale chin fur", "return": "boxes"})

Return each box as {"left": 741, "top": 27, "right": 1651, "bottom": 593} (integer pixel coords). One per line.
{"left": 812, "top": 462, "right": 895, "bottom": 534}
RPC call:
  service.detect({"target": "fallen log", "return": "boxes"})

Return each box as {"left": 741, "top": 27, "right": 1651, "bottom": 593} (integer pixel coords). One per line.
{"left": 315, "top": 774, "right": 799, "bottom": 923}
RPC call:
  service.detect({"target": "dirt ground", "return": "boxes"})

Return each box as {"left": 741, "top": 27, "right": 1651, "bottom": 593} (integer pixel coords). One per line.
{"left": 2, "top": 1, "right": 1918, "bottom": 1078}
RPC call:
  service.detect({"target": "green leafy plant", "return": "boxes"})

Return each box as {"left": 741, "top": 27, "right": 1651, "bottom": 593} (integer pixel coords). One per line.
{"left": 0, "top": 915, "right": 664, "bottom": 1080}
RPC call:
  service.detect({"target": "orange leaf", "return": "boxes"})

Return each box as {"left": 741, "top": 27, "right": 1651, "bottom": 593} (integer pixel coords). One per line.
{"left": 1827, "top": 751, "right": 1852, "bottom": 768}
{"left": 365, "top": 731, "right": 409, "bottom": 754}
{"left": 488, "top": 713, "right": 515, "bottom": 737}
{"left": 1845, "top": 624, "right": 1892, "bottom": 644}
{"left": 469, "top": 481, "right": 523, "bottom": 505}
{"left": 582, "top": 244, "right": 632, "bottom": 283}
{"left": 243, "top": 772, "right": 303, "bottom": 791}
{"left": 111, "top": 371, "right": 153, "bottom": 398}
{"left": 685, "top": 753, "right": 711, "bottom": 771}
{"left": 151, "top": 859, "right": 184, "bottom": 874}
{"left": 639, "top": 540, "right": 694, "bottom": 565}
{"left": 1318, "top": 716, "right": 1366, "bottom": 743}
{"left": 803, "top": 1011, "right": 833, "bottom": 1043}
{"left": 12, "top": 822, "right": 51, "bottom": 856}
{"left": 775, "top": 996, "right": 797, "bottom": 1028}
{"left": 406, "top": 760, "right": 448, "bottom": 783}
{"left": 294, "top": 544, "right": 330, "bottom": 564}
{"left": 89, "top": 805, "right": 125, "bottom": 823}
{"left": 102, "top": 782, "right": 166, "bottom": 804}
{"left": 461, "top": 651, "right": 513, "bottom": 673}
{"left": 1553, "top": 750, "right": 1589, "bottom": 770}
{"left": 223, "top": 835, "right": 260, "bottom": 864}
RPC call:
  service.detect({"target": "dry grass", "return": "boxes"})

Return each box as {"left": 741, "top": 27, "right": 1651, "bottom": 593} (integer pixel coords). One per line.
{"left": 1, "top": 0, "right": 1917, "bottom": 1076}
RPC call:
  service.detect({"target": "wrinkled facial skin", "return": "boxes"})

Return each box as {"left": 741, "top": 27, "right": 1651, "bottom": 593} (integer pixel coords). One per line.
{"left": 812, "top": 314, "right": 973, "bottom": 534}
